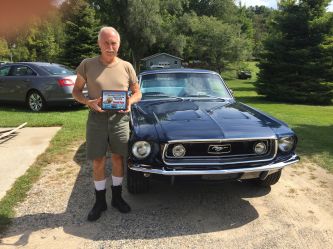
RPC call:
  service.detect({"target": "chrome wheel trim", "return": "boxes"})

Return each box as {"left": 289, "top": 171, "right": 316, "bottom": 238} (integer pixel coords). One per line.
{"left": 29, "top": 92, "right": 43, "bottom": 111}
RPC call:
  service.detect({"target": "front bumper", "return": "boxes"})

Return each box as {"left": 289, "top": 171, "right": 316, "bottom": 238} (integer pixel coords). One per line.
{"left": 128, "top": 154, "right": 300, "bottom": 176}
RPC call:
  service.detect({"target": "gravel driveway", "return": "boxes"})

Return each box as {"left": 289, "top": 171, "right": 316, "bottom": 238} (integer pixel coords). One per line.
{"left": 1, "top": 140, "right": 333, "bottom": 249}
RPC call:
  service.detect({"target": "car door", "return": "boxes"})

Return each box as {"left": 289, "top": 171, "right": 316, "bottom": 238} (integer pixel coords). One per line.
{"left": 0, "top": 65, "right": 13, "bottom": 100}
{"left": 7, "top": 65, "right": 38, "bottom": 101}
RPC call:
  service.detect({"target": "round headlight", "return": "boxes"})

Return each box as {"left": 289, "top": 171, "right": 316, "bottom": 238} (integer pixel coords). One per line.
{"left": 132, "top": 141, "right": 151, "bottom": 159}
{"left": 278, "top": 136, "right": 295, "bottom": 152}
{"left": 254, "top": 142, "right": 267, "bottom": 155}
{"left": 172, "top": 144, "right": 186, "bottom": 157}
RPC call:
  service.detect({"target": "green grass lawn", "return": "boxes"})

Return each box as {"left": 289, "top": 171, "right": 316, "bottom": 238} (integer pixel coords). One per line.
{"left": 223, "top": 62, "right": 333, "bottom": 172}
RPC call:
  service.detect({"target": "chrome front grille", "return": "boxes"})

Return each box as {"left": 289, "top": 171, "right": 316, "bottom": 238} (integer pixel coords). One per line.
{"left": 162, "top": 138, "right": 277, "bottom": 166}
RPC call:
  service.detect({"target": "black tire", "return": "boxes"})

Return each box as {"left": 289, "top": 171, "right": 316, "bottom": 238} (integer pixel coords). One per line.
{"left": 257, "top": 170, "right": 282, "bottom": 187}
{"left": 127, "top": 167, "right": 149, "bottom": 194}
{"left": 26, "top": 90, "right": 46, "bottom": 112}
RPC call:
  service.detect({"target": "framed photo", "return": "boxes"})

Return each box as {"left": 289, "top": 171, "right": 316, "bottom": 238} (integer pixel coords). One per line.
{"left": 101, "top": 90, "right": 128, "bottom": 111}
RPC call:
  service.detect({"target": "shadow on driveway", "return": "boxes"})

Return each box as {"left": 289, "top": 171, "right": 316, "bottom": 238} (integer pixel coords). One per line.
{"left": 1, "top": 143, "right": 270, "bottom": 244}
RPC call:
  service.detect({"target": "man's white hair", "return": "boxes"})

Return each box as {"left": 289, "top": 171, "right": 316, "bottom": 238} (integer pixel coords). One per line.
{"left": 98, "top": 27, "right": 120, "bottom": 42}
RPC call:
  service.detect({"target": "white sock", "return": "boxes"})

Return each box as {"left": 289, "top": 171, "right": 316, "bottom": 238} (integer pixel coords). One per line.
{"left": 112, "top": 176, "right": 123, "bottom": 186}
{"left": 94, "top": 179, "right": 106, "bottom": 190}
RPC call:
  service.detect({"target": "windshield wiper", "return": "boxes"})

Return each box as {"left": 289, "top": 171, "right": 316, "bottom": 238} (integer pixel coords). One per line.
{"left": 143, "top": 97, "right": 185, "bottom": 106}
{"left": 182, "top": 94, "right": 226, "bottom": 101}
{"left": 142, "top": 92, "right": 171, "bottom": 98}
{"left": 142, "top": 92, "right": 187, "bottom": 101}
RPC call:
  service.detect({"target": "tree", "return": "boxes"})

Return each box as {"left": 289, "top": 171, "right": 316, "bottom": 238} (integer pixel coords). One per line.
{"left": 149, "top": 0, "right": 189, "bottom": 57}
{"left": 60, "top": 0, "right": 100, "bottom": 68}
{"left": 256, "top": 0, "right": 333, "bottom": 105}
{"left": 91, "top": 0, "right": 163, "bottom": 71}
{"left": 245, "top": 6, "right": 275, "bottom": 59}
{"left": 25, "top": 19, "right": 61, "bottom": 62}
{"left": 0, "top": 38, "right": 10, "bottom": 61}
{"left": 90, "top": 0, "right": 253, "bottom": 72}
{"left": 187, "top": 0, "right": 237, "bottom": 22}
{"left": 8, "top": 16, "right": 62, "bottom": 62}
{"left": 178, "top": 13, "right": 252, "bottom": 72}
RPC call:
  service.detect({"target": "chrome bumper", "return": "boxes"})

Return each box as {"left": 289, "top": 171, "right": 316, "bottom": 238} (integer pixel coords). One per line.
{"left": 129, "top": 154, "right": 299, "bottom": 176}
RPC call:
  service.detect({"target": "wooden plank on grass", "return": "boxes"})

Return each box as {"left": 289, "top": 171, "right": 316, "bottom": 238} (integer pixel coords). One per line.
{"left": 0, "top": 122, "right": 27, "bottom": 140}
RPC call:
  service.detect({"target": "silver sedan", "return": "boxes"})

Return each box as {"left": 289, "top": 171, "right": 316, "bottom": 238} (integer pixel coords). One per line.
{"left": 0, "top": 62, "right": 86, "bottom": 111}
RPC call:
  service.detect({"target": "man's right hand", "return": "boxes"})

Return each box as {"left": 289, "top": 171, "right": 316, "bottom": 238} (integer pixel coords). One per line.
{"left": 87, "top": 97, "right": 105, "bottom": 112}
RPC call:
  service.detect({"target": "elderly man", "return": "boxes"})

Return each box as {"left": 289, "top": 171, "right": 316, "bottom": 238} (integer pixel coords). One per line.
{"left": 72, "top": 27, "right": 142, "bottom": 221}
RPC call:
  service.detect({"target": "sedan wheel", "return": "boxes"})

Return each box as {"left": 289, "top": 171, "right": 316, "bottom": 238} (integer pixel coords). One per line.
{"left": 27, "top": 91, "right": 46, "bottom": 112}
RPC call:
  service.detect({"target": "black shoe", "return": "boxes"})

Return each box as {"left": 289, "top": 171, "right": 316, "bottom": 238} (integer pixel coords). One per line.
{"left": 111, "top": 185, "right": 131, "bottom": 213}
{"left": 87, "top": 189, "right": 107, "bottom": 221}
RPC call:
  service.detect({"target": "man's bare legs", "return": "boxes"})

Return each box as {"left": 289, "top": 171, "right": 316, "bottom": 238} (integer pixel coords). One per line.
{"left": 92, "top": 154, "right": 124, "bottom": 180}
{"left": 111, "top": 153, "right": 124, "bottom": 177}
{"left": 93, "top": 157, "right": 106, "bottom": 180}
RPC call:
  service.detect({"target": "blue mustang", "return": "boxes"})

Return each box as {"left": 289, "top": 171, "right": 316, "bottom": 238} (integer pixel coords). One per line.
{"left": 127, "top": 68, "right": 299, "bottom": 193}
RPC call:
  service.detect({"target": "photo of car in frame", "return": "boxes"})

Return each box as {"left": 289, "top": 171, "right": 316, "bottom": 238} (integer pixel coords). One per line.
{"left": 101, "top": 90, "right": 127, "bottom": 111}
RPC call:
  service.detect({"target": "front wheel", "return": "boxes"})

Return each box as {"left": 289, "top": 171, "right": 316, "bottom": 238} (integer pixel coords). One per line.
{"left": 127, "top": 166, "right": 149, "bottom": 194}
{"left": 256, "top": 170, "right": 282, "bottom": 187}
{"left": 26, "top": 90, "right": 46, "bottom": 112}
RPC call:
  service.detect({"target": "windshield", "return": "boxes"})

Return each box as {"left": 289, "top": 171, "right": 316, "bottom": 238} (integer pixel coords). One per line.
{"left": 40, "top": 65, "right": 75, "bottom": 75}
{"left": 140, "top": 73, "right": 231, "bottom": 100}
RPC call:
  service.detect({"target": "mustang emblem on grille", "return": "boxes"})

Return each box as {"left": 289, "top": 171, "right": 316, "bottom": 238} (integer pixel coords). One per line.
{"left": 208, "top": 144, "right": 231, "bottom": 154}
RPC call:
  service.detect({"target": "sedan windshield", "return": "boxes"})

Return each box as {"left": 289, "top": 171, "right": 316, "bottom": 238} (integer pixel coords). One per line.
{"left": 40, "top": 65, "right": 74, "bottom": 75}
{"left": 140, "top": 73, "right": 231, "bottom": 100}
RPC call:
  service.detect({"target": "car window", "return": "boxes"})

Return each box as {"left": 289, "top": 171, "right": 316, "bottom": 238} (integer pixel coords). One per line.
{"left": 206, "top": 75, "right": 230, "bottom": 96}
{"left": 0, "top": 66, "right": 11, "bottom": 76}
{"left": 141, "top": 73, "right": 186, "bottom": 98}
{"left": 40, "top": 65, "right": 74, "bottom": 75}
{"left": 11, "top": 66, "right": 37, "bottom": 76}
{"left": 184, "top": 75, "right": 211, "bottom": 95}
{"left": 141, "top": 73, "right": 231, "bottom": 99}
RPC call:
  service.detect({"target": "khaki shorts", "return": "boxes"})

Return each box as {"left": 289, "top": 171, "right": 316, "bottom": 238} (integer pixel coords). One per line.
{"left": 86, "top": 110, "right": 130, "bottom": 160}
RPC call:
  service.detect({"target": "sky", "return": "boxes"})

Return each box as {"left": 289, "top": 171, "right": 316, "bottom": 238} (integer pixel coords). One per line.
{"left": 239, "top": 0, "right": 333, "bottom": 11}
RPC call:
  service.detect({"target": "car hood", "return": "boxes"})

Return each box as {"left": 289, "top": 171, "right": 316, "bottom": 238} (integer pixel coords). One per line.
{"left": 133, "top": 99, "right": 290, "bottom": 141}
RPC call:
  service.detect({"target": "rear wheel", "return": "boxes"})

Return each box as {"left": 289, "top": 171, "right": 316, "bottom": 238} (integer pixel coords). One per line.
{"left": 26, "top": 90, "right": 46, "bottom": 112}
{"left": 127, "top": 166, "right": 149, "bottom": 194}
{"left": 257, "top": 170, "right": 282, "bottom": 187}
